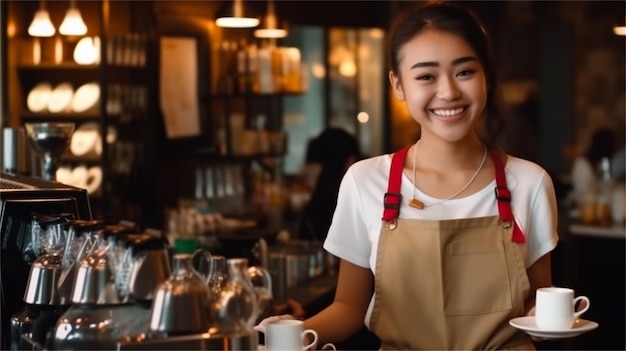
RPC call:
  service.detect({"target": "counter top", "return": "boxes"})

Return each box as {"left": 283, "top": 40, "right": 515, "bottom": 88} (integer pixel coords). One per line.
{"left": 569, "top": 223, "right": 626, "bottom": 239}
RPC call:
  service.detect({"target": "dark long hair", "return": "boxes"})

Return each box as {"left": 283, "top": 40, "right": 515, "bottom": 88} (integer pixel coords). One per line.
{"left": 386, "top": 1, "right": 505, "bottom": 149}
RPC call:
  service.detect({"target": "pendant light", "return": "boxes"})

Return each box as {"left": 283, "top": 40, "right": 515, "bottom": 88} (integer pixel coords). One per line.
{"left": 216, "top": 0, "right": 259, "bottom": 28}
{"left": 254, "top": 0, "right": 288, "bottom": 39}
{"left": 59, "top": 0, "right": 87, "bottom": 36}
{"left": 28, "top": 1, "right": 55, "bottom": 37}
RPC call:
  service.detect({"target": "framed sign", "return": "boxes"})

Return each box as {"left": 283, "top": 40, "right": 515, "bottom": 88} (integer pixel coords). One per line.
{"left": 159, "top": 36, "right": 201, "bottom": 139}
{"left": 156, "top": 14, "right": 212, "bottom": 153}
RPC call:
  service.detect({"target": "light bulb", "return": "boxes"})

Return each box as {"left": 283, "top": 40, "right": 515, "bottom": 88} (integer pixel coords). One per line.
{"left": 28, "top": 9, "right": 56, "bottom": 37}
{"left": 254, "top": 28, "right": 288, "bottom": 38}
{"left": 60, "top": 8, "right": 87, "bottom": 36}
{"left": 215, "top": 0, "right": 259, "bottom": 28}
{"left": 254, "top": 1, "right": 287, "bottom": 38}
{"left": 216, "top": 17, "right": 259, "bottom": 28}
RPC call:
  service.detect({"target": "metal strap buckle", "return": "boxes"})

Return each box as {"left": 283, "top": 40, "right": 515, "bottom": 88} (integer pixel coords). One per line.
{"left": 383, "top": 192, "right": 402, "bottom": 210}
{"left": 494, "top": 186, "right": 511, "bottom": 202}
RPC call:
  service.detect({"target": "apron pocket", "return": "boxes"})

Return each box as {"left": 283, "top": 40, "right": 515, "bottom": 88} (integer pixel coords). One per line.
{"left": 443, "top": 241, "right": 512, "bottom": 316}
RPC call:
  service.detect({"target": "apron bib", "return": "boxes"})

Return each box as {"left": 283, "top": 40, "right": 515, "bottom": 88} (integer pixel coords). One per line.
{"left": 369, "top": 146, "right": 534, "bottom": 350}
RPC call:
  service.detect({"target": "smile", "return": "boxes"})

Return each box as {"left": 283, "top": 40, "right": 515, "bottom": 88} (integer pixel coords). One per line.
{"left": 431, "top": 107, "right": 466, "bottom": 117}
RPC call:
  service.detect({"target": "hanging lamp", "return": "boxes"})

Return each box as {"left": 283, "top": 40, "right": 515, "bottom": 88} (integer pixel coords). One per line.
{"left": 254, "top": 0, "right": 287, "bottom": 38}
{"left": 59, "top": 0, "right": 87, "bottom": 36}
{"left": 28, "top": 1, "right": 56, "bottom": 37}
{"left": 216, "top": 0, "right": 259, "bottom": 28}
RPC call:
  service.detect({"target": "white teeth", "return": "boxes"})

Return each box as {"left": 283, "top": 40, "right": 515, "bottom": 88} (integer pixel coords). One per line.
{"left": 432, "top": 107, "right": 464, "bottom": 116}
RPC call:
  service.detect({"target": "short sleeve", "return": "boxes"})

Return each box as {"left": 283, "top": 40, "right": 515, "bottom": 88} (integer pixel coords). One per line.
{"left": 525, "top": 171, "right": 559, "bottom": 267}
{"left": 323, "top": 168, "right": 372, "bottom": 268}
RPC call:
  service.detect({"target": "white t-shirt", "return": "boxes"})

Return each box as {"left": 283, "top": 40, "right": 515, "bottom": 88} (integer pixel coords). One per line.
{"left": 323, "top": 153, "right": 559, "bottom": 325}
{"left": 324, "top": 155, "right": 558, "bottom": 274}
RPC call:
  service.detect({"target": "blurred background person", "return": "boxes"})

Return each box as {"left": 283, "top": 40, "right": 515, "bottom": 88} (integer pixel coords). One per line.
{"left": 298, "top": 128, "right": 362, "bottom": 242}
{"left": 611, "top": 144, "right": 625, "bottom": 183}
{"left": 570, "top": 128, "right": 617, "bottom": 206}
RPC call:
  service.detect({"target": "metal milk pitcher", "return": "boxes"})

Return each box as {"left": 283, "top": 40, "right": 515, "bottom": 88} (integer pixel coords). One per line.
{"left": 148, "top": 253, "right": 212, "bottom": 338}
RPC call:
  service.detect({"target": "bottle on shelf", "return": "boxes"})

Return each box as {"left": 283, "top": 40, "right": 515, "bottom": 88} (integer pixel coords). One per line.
{"left": 596, "top": 157, "right": 614, "bottom": 227}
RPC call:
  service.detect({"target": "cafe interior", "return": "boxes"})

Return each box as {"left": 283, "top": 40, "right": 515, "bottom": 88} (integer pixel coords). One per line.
{"left": 0, "top": 1, "right": 624, "bottom": 350}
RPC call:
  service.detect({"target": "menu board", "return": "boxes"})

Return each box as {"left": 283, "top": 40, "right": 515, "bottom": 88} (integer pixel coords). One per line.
{"left": 159, "top": 36, "right": 200, "bottom": 139}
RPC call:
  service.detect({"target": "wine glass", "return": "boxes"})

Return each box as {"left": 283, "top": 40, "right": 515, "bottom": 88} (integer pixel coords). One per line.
{"left": 24, "top": 122, "right": 75, "bottom": 181}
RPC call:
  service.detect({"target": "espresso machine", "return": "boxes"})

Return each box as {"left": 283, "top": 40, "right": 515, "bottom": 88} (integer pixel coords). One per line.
{"left": 0, "top": 172, "right": 91, "bottom": 350}
{"left": 53, "top": 231, "right": 172, "bottom": 350}
{"left": 10, "top": 214, "right": 73, "bottom": 350}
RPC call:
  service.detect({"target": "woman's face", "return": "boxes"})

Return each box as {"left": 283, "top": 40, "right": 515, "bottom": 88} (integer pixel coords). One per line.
{"left": 389, "top": 28, "right": 488, "bottom": 143}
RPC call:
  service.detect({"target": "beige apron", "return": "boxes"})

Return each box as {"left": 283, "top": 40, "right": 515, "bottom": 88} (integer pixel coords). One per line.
{"left": 369, "top": 148, "right": 534, "bottom": 350}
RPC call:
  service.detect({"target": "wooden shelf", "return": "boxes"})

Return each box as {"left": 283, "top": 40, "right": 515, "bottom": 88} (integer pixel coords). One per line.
{"left": 18, "top": 63, "right": 147, "bottom": 71}
{"left": 59, "top": 155, "right": 102, "bottom": 165}
{"left": 18, "top": 63, "right": 100, "bottom": 70}
{"left": 208, "top": 91, "right": 307, "bottom": 99}
{"left": 193, "top": 148, "right": 286, "bottom": 160}
{"left": 21, "top": 112, "right": 102, "bottom": 122}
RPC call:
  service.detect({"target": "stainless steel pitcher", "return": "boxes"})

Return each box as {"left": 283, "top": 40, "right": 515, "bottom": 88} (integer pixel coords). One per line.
{"left": 148, "top": 253, "right": 212, "bottom": 337}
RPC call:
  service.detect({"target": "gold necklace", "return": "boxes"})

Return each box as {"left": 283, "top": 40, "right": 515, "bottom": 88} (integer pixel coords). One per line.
{"left": 409, "top": 141, "right": 488, "bottom": 209}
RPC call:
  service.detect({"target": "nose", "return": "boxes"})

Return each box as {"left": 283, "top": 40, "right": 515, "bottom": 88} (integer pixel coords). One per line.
{"left": 436, "top": 76, "right": 461, "bottom": 101}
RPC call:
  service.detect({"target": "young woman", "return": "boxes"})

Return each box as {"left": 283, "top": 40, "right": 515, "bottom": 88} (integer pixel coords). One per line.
{"left": 260, "top": 2, "right": 558, "bottom": 349}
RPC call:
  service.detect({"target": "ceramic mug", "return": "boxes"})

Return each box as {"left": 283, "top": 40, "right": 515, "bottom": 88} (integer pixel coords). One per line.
{"left": 535, "top": 287, "right": 590, "bottom": 330}
{"left": 265, "top": 319, "right": 318, "bottom": 351}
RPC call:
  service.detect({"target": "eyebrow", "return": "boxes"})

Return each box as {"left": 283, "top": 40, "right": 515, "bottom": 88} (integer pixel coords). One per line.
{"left": 410, "top": 56, "right": 478, "bottom": 69}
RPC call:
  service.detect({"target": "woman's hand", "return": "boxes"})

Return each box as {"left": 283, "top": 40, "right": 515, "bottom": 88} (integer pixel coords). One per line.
{"left": 254, "top": 314, "right": 295, "bottom": 333}
{"left": 272, "top": 299, "right": 306, "bottom": 319}
{"left": 526, "top": 306, "right": 552, "bottom": 342}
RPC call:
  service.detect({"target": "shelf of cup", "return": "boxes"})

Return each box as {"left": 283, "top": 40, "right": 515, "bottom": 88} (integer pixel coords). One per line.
{"left": 22, "top": 111, "right": 102, "bottom": 122}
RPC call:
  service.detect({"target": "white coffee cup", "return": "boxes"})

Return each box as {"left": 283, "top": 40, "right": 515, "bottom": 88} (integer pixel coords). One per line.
{"left": 265, "top": 319, "right": 318, "bottom": 351}
{"left": 535, "top": 287, "right": 590, "bottom": 330}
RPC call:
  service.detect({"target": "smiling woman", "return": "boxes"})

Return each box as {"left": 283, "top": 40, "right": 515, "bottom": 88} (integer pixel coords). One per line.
{"left": 388, "top": 28, "right": 488, "bottom": 146}
{"left": 258, "top": 3, "right": 559, "bottom": 350}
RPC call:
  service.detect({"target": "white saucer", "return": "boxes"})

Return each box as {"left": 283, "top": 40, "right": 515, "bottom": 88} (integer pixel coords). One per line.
{"left": 48, "top": 83, "right": 74, "bottom": 113}
{"left": 73, "top": 36, "right": 100, "bottom": 65}
{"left": 26, "top": 82, "right": 53, "bottom": 112}
{"left": 70, "top": 122, "right": 100, "bottom": 156}
{"left": 509, "top": 316, "right": 598, "bottom": 339}
{"left": 71, "top": 82, "right": 100, "bottom": 113}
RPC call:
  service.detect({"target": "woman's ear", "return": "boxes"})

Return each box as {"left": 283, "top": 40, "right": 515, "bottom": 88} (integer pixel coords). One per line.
{"left": 389, "top": 71, "right": 405, "bottom": 101}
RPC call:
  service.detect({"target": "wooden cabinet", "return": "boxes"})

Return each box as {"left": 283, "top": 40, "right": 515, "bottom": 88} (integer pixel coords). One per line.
{"left": 11, "top": 0, "right": 158, "bottom": 224}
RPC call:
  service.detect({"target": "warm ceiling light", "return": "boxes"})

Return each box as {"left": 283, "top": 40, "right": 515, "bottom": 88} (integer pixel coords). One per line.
{"left": 216, "top": 0, "right": 259, "bottom": 28}
{"left": 28, "top": 1, "right": 56, "bottom": 37}
{"left": 60, "top": 0, "right": 87, "bottom": 36}
{"left": 254, "top": 0, "right": 288, "bottom": 38}
{"left": 614, "top": 26, "right": 626, "bottom": 36}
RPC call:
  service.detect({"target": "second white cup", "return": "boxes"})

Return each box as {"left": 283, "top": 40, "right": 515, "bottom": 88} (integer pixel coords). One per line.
{"left": 266, "top": 319, "right": 318, "bottom": 351}
{"left": 535, "top": 287, "right": 590, "bottom": 330}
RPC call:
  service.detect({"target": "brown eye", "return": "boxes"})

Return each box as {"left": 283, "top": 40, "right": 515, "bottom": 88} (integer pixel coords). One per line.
{"left": 416, "top": 74, "right": 434, "bottom": 81}
{"left": 457, "top": 69, "right": 476, "bottom": 77}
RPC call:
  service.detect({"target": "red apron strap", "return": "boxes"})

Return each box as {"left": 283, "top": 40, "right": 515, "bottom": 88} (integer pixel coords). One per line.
{"left": 382, "top": 147, "right": 525, "bottom": 243}
{"left": 382, "top": 146, "right": 410, "bottom": 222}
{"left": 491, "top": 152, "right": 526, "bottom": 243}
